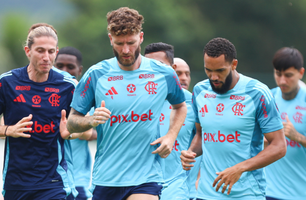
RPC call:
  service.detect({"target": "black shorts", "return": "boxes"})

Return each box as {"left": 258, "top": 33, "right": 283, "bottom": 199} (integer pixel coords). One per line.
{"left": 92, "top": 182, "right": 162, "bottom": 200}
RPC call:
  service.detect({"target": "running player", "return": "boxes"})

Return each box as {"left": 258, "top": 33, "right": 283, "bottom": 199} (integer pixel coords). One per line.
{"left": 145, "top": 42, "right": 196, "bottom": 200}
{"left": 172, "top": 57, "right": 201, "bottom": 200}
{"left": 265, "top": 47, "right": 306, "bottom": 200}
{"left": 67, "top": 7, "right": 187, "bottom": 200}
{"left": 0, "top": 23, "right": 77, "bottom": 200}
{"left": 181, "top": 37, "right": 286, "bottom": 200}
{"left": 55, "top": 46, "right": 97, "bottom": 200}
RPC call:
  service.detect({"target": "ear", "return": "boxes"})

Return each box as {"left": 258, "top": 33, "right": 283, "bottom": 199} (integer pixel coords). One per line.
{"left": 299, "top": 67, "right": 305, "bottom": 79}
{"left": 139, "top": 32, "right": 144, "bottom": 44}
{"left": 108, "top": 33, "right": 113, "bottom": 46}
{"left": 172, "top": 63, "right": 177, "bottom": 70}
{"left": 24, "top": 46, "right": 30, "bottom": 58}
{"left": 231, "top": 59, "right": 238, "bottom": 70}
{"left": 78, "top": 65, "right": 83, "bottom": 76}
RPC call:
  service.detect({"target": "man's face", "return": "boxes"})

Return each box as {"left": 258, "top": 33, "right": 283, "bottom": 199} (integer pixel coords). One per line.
{"left": 174, "top": 59, "right": 191, "bottom": 90}
{"left": 204, "top": 54, "right": 236, "bottom": 94}
{"left": 145, "top": 51, "right": 171, "bottom": 66}
{"left": 109, "top": 32, "right": 143, "bottom": 70}
{"left": 25, "top": 36, "right": 58, "bottom": 74}
{"left": 274, "top": 66, "right": 304, "bottom": 94}
{"left": 55, "top": 54, "right": 82, "bottom": 78}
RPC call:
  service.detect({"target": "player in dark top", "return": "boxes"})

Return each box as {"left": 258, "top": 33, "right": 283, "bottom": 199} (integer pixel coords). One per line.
{"left": 0, "top": 23, "right": 76, "bottom": 200}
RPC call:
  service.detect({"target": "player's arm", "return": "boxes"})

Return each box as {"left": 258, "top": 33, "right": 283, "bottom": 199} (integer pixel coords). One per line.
{"left": 151, "top": 101, "right": 187, "bottom": 158}
{"left": 67, "top": 100, "right": 111, "bottom": 133}
{"left": 180, "top": 122, "right": 202, "bottom": 170}
{"left": 213, "top": 128, "right": 286, "bottom": 195}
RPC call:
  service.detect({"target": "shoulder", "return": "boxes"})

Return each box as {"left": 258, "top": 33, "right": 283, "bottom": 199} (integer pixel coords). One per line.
{"left": 183, "top": 89, "right": 192, "bottom": 102}
{"left": 144, "top": 56, "right": 175, "bottom": 74}
{"left": 270, "top": 87, "right": 279, "bottom": 96}
{"left": 50, "top": 69, "right": 76, "bottom": 88}
{"left": 242, "top": 74, "right": 273, "bottom": 103}
{"left": 193, "top": 79, "right": 210, "bottom": 94}
{"left": 0, "top": 66, "right": 26, "bottom": 82}
{"left": 52, "top": 66, "right": 75, "bottom": 79}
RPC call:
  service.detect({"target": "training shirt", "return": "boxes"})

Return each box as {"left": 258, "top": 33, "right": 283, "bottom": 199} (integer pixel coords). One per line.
{"left": 265, "top": 87, "right": 306, "bottom": 200}
{"left": 0, "top": 66, "right": 76, "bottom": 192}
{"left": 192, "top": 74, "right": 283, "bottom": 199}
{"left": 71, "top": 56, "right": 185, "bottom": 186}
{"left": 159, "top": 89, "right": 195, "bottom": 182}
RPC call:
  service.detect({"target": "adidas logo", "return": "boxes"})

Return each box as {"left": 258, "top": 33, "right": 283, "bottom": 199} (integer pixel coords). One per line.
{"left": 106, "top": 87, "right": 118, "bottom": 99}
{"left": 14, "top": 94, "right": 26, "bottom": 103}
{"left": 199, "top": 105, "right": 208, "bottom": 117}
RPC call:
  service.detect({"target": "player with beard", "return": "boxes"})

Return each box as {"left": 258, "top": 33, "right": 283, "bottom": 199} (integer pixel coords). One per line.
{"left": 180, "top": 37, "right": 286, "bottom": 200}
{"left": 67, "top": 7, "right": 187, "bottom": 200}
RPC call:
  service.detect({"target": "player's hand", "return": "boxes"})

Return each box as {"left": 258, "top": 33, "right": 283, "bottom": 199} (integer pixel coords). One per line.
{"left": 91, "top": 100, "right": 111, "bottom": 127}
{"left": 213, "top": 165, "right": 243, "bottom": 195}
{"left": 283, "top": 115, "right": 298, "bottom": 141}
{"left": 180, "top": 150, "right": 196, "bottom": 170}
{"left": 7, "top": 114, "right": 33, "bottom": 138}
{"left": 60, "top": 109, "right": 72, "bottom": 139}
{"left": 151, "top": 135, "right": 175, "bottom": 158}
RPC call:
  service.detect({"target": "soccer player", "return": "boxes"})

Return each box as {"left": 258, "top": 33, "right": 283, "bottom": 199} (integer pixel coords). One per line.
{"left": 0, "top": 23, "right": 77, "bottom": 200}
{"left": 180, "top": 37, "right": 287, "bottom": 200}
{"left": 265, "top": 47, "right": 306, "bottom": 200}
{"left": 172, "top": 58, "right": 191, "bottom": 91}
{"left": 55, "top": 46, "right": 97, "bottom": 200}
{"left": 55, "top": 47, "right": 83, "bottom": 79}
{"left": 145, "top": 42, "right": 196, "bottom": 200}
{"left": 67, "top": 7, "right": 187, "bottom": 200}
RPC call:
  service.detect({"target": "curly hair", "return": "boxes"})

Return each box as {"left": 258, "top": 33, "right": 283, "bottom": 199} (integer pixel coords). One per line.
{"left": 26, "top": 23, "right": 58, "bottom": 49}
{"left": 107, "top": 7, "right": 144, "bottom": 36}
{"left": 273, "top": 47, "right": 304, "bottom": 71}
{"left": 204, "top": 37, "right": 237, "bottom": 63}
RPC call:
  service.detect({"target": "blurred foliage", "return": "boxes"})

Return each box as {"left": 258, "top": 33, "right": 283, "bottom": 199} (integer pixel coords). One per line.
{"left": 1, "top": 0, "right": 306, "bottom": 89}
{"left": 0, "top": 14, "right": 30, "bottom": 72}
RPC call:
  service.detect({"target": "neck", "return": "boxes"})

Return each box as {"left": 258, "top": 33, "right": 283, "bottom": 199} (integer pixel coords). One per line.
{"left": 282, "top": 85, "right": 300, "bottom": 100}
{"left": 118, "top": 55, "right": 142, "bottom": 71}
{"left": 27, "top": 65, "right": 49, "bottom": 83}
{"left": 229, "top": 70, "right": 240, "bottom": 90}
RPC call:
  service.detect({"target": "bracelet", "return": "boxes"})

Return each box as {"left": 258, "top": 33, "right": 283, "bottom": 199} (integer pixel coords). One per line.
{"left": 4, "top": 125, "right": 9, "bottom": 137}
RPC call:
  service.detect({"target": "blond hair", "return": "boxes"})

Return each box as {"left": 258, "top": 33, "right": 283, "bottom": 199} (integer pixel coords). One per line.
{"left": 26, "top": 23, "right": 58, "bottom": 49}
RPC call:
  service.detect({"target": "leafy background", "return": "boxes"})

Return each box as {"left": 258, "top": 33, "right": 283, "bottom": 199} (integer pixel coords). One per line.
{"left": 1, "top": 0, "right": 306, "bottom": 90}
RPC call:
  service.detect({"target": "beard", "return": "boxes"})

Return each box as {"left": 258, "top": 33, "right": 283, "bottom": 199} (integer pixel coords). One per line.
{"left": 113, "top": 46, "right": 141, "bottom": 67}
{"left": 209, "top": 70, "right": 233, "bottom": 94}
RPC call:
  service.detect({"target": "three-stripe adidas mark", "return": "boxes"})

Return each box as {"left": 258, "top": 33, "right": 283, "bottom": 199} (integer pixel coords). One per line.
{"left": 106, "top": 87, "right": 118, "bottom": 99}
{"left": 14, "top": 94, "right": 26, "bottom": 102}
{"left": 199, "top": 105, "right": 208, "bottom": 117}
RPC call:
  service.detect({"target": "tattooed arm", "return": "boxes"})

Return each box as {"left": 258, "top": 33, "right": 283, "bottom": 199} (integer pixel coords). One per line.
{"left": 67, "top": 100, "right": 111, "bottom": 133}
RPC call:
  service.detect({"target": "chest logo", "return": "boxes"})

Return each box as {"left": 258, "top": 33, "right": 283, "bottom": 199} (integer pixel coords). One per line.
{"left": 232, "top": 102, "right": 245, "bottom": 116}
{"left": 49, "top": 94, "right": 61, "bottom": 107}
{"left": 281, "top": 112, "right": 287, "bottom": 120}
{"left": 293, "top": 112, "right": 303, "bottom": 123}
{"left": 145, "top": 81, "right": 158, "bottom": 94}
{"left": 106, "top": 87, "right": 118, "bottom": 99}
{"left": 127, "top": 84, "right": 136, "bottom": 93}
{"left": 216, "top": 103, "right": 224, "bottom": 112}
{"left": 14, "top": 94, "right": 26, "bottom": 103}
{"left": 200, "top": 105, "right": 208, "bottom": 117}
{"left": 160, "top": 113, "right": 165, "bottom": 122}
